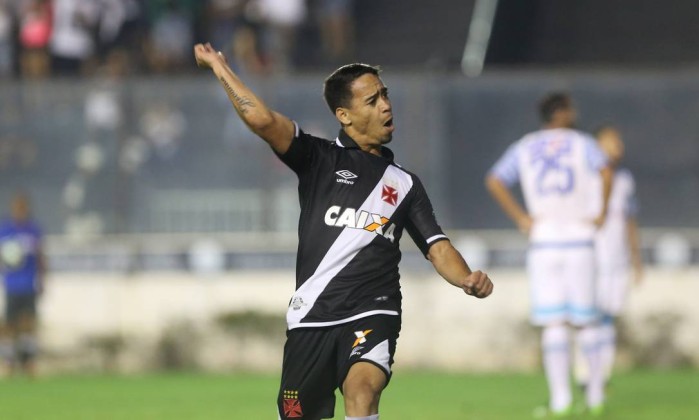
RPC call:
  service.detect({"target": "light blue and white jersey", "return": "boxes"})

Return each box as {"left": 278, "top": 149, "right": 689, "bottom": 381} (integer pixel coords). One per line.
{"left": 595, "top": 168, "right": 637, "bottom": 265}
{"left": 490, "top": 128, "right": 608, "bottom": 243}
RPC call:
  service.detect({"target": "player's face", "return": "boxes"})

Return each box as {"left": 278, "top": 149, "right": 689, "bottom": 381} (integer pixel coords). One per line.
{"left": 10, "top": 196, "right": 30, "bottom": 222}
{"left": 597, "top": 129, "right": 625, "bottom": 164}
{"left": 343, "top": 73, "right": 394, "bottom": 147}
{"left": 560, "top": 106, "right": 577, "bottom": 128}
{"left": 546, "top": 104, "right": 577, "bottom": 129}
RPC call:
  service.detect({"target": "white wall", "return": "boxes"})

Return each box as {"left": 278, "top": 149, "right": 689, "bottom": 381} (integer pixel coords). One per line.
{"left": 4, "top": 268, "right": 698, "bottom": 373}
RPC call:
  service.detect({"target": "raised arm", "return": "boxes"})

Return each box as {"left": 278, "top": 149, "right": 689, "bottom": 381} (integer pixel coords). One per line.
{"left": 485, "top": 175, "right": 533, "bottom": 234}
{"left": 194, "top": 42, "right": 295, "bottom": 154}
{"left": 427, "top": 240, "right": 493, "bottom": 299}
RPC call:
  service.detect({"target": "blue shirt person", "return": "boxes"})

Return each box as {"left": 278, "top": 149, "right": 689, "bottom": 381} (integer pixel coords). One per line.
{"left": 0, "top": 192, "right": 46, "bottom": 376}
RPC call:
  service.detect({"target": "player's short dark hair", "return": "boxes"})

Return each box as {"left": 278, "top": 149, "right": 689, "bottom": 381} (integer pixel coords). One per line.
{"left": 539, "top": 92, "right": 572, "bottom": 123}
{"left": 323, "top": 63, "right": 381, "bottom": 113}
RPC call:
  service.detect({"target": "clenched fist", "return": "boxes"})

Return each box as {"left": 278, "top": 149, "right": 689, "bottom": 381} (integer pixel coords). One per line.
{"left": 461, "top": 270, "right": 493, "bottom": 299}
{"left": 194, "top": 42, "right": 227, "bottom": 70}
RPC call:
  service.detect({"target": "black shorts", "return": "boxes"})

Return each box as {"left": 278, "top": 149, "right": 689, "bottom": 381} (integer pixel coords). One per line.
{"left": 5, "top": 293, "right": 37, "bottom": 324}
{"left": 277, "top": 314, "right": 401, "bottom": 420}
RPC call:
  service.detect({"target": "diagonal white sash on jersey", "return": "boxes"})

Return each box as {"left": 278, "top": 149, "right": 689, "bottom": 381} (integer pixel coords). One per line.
{"left": 287, "top": 165, "right": 413, "bottom": 329}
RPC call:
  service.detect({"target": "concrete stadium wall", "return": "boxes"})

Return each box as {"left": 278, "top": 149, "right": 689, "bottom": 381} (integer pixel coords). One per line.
{"left": 3, "top": 268, "right": 698, "bottom": 374}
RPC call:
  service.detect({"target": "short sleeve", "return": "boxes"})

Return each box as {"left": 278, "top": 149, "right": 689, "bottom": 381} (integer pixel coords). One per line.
{"left": 623, "top": 170, "right": 639, "bottom": 217}
{"left": 488, "top": 142, "right": 521, "bottom": 186}
{"left": 583, "top": 137, "right": 608, "bottom": 171}
{"left": 275, "top": 122, "right": 330, "bottom": 175}
{"left": 405, "top": 176, "right": 448, "bottom": 256}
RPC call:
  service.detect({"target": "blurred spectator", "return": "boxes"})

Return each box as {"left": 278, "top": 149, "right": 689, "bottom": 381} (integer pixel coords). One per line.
{"left": 0, "top": 92, "right": 37, "bottom": 171}
{"left": 229, "top": 20, "right": 267, "bottom": 75}
{"left": 17, "top": 0, "right": 53, "bottom": 78}
{"left": 95, "top": 0, "right": 145, "bottom": 73}
{"left": 207, "top": 0, "right": 266, "bottom": 76}
{"left": 85, "top": 56, "right": 126, "bottom": 141}
{"left": 144, "top": 0, "right": 197, "bottom": 73}
{"left": 315, "top": 0, "right": 355, "bottom": 66}
{"left": 0, "top": 0, "right": 13, "bottom": 77}
{"left": 139, "top": 102, "right": 186, "bottom": 160}
{"left": 0, "top": 191, "right": 47, "bottom": 377}
{"left": 207, "top": 0, "right": 246, "bottom": 51}
{"left": 49, "top": 0, "right": 99, "bottom": 76}
{"left": 256, "top": 0, "right": 306, "bottom": 73}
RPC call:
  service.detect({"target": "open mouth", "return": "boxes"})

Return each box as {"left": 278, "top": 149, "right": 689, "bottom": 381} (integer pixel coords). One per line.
{"left": 383, "top": 118, "right": 394, "bottom": 128}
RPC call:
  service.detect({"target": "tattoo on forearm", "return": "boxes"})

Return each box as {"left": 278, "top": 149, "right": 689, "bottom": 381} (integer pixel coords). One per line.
{"left": 220, "top": 77, "right": 256, "bottom": 114}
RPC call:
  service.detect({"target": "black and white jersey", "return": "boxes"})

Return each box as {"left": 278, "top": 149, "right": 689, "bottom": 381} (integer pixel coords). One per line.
{"left": 277, "top": 124, "right": 448, "bottom": 330}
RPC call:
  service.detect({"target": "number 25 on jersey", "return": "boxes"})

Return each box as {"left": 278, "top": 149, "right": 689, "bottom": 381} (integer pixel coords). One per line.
{"left": 530, "top": 137, "right": 575, "bottom": 196}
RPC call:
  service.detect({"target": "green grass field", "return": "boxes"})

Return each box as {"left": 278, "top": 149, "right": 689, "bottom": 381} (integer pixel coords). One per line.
{"left": 1, "top": 370, "right": 697, "bottom": 419}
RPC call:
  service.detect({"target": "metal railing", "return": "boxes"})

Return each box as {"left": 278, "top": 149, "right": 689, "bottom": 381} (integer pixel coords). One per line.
{"left": 42, "top": 228, "right": 699, "bottom": 273}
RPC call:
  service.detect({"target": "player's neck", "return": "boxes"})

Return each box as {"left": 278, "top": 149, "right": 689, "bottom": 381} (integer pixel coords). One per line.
{"left": 360, "top": 144, "right": 383, "bottom": 156}
{"left": 342, "top": 128, "right": 384, "bottom": 156}
{"left": 543, "top": 123, "right": 570, "bottom": 130}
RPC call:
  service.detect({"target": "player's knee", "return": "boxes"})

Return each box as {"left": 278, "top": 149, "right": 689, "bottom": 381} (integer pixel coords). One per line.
{"left": 343, "top": 365, "right": 385, "bottom": 412}
{"left": 343, "top": 381, "right": 381, "bottom": 412}
{"left": 16, "top": 314, "right": 36, "bottom": 333}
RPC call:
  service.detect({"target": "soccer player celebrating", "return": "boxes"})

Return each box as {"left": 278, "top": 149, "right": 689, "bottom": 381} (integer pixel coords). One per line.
{"left": 486, "top": 93, "right": 612, "bottom": 416}
{"left": 593, "top": 125, "right": 642, "bottom": 383}
{"left": 194, "top": 43, "right": 493, "bottom": 420}
{"left": 0, "top": 192, "right": 46, "bottom": 377}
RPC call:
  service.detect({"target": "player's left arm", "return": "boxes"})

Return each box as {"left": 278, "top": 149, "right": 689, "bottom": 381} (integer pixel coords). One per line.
{"left": 627, "top": 217, "right": 643, "bottom": 285}
{"left": 427, "top": 240, "right": 493, "bottom": 299}
{"left": 585, "top": 136, "right": 613, "bottom": 227}
{"left": 594, "top": 165, "right": 614, "bottom": 227}
{"left": 405, "top": 177, "right": 493, "bottom": 299}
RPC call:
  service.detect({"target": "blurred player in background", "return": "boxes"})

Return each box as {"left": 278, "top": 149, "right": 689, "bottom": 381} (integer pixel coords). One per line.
{"left": 0, "top": 191, "right": 46, "bottom": 377}
{"left": 486, "top": 93, "right": 612, "bottom": 416}
{"left": 194, "top": 42, "right": 493, "bottom": 420}
{"left": 592, "top": 125, "right": 643, "bottom": 383}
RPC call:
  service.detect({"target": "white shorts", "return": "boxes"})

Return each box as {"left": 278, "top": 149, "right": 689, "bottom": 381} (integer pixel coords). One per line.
{"left": 596, "top": 262, "right": 630, "bottom": 316}
{"left": 527, "top": 243, "right": 599, "bottom": 326}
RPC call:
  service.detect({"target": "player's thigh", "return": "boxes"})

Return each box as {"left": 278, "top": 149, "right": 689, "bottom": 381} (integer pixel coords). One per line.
{"left": 564, "top": 247, "right": 597, "bottom": 326}
{"left": 278, "top": 328, "right": 339, "bottom": 420}
{"left": 528, "top": 249, "right": 566, "bottom": 325}
{"left": 16, "top": 312, "right": 37, "bottom": 333}
{"left": 596, "top": 263, "right": 630, "bottom": 316}
{"left": 16, "top": 295, "right": 38, "bottom": 332}
{"left": 5, "top": 295, "right": 28, "bottom": 332}
{"left": 337, "top": 315, "right": 400, "bottom": 392}
{"left": 343, "top": 362, "right": 387, "bottom": 410}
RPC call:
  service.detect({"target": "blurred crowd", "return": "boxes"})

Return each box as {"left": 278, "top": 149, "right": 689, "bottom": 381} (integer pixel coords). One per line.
{"left": 0, "top": 0, "right": 356, "bottom": 79}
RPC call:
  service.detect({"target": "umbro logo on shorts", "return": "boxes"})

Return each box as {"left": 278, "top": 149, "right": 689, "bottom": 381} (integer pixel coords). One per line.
{"left": 335, "top": 170, "right": 357, "bottom": 185}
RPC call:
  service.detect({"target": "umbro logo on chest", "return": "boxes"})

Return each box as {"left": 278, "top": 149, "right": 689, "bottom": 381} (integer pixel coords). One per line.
{"left": 335, "top": 170, "right": 357, "bottom": 185}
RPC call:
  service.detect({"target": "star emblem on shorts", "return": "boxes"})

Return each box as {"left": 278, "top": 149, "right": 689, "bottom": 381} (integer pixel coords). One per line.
{"left": 382, "top": 185, "right": 398, "bottom": 206}
{"left": 283, "top": 390, "right": 303, "bottom": 418}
